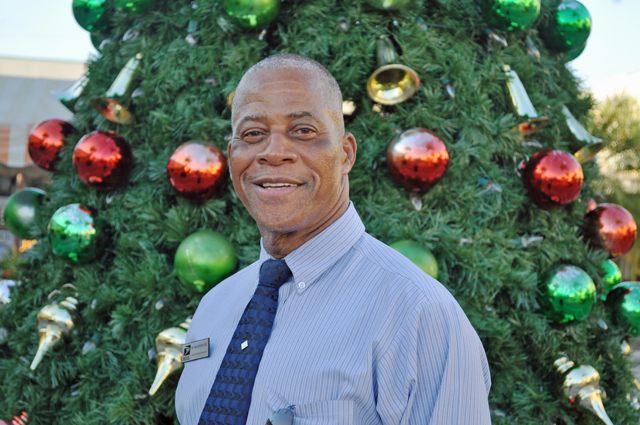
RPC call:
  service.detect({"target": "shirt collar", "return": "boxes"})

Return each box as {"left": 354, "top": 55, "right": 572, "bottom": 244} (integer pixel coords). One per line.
{"left": 258, "top": 202, "right": 365, "bottom": 293}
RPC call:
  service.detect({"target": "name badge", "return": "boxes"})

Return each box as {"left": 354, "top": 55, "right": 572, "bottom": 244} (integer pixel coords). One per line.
{"left": 182, "top": 338, "right": 209, "bottom": 363}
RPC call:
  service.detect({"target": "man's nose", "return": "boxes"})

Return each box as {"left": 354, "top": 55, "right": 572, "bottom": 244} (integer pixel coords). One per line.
{"left": 257, "top": 130, "right": 297, "bottom": 166}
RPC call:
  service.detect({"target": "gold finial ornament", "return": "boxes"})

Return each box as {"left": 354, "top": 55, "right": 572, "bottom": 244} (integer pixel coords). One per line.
{"left": 554, "top": 355, "right": 614, "bottom": 425}
{"left": 367, "top": 36, "right": 420, "bottom": 105}
{"left": 503, "top": 65, "right": 549, "bottom": 136}
{"left": 561, "top": 105, "right": 605, "bottom": 164}
{"left": 89, "top": 53, "right": 143, "bottom": 125}
{"left": 149, "top": 318, "right": 191, "bottom": 396}
{"left": 30, "top": 297, "right": 77, "bottom": 370}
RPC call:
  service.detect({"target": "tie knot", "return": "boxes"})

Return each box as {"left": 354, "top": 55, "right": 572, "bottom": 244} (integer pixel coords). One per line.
{"left": 259, "top": 259, "right": 292, "bottom": 289}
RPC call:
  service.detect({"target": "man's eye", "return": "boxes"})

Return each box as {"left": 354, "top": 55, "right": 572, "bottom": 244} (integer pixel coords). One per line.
{"left": 245, "top": 131, "right": 263, "bottom": 138}
{"left": 295, "top": 128, "right": 315, "bottom": 136}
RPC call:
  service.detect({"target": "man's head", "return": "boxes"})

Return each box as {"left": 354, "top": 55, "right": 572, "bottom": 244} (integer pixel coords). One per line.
{"left": 228, "top": 54, "right": 357, "bottom": 250}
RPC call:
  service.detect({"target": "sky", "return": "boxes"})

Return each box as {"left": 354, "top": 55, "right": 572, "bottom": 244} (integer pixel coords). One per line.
{"left": 0, "top": 0, "right": 638, "bottom": 90}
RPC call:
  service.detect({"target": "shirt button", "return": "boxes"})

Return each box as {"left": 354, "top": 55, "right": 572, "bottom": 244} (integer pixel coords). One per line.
{"left": 298, "top": 281, "right": 306, "bottom": 289}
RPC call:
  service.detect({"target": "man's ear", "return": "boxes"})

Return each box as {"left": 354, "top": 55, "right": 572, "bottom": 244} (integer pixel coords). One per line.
{"left": 341, "top": 132, "right": 357, "bottom": 175}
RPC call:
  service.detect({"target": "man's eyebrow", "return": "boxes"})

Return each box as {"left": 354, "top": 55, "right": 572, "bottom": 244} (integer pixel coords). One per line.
{"left": 241, "top": 113, "right": 267, "bottom": 123}
{"left": 286, "top": 111, "right": 314, "bottom": 119}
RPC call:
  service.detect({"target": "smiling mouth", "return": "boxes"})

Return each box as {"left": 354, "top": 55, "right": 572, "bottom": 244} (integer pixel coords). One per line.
{"left": 260, "top": 182, "right": 299, "bottom": 188}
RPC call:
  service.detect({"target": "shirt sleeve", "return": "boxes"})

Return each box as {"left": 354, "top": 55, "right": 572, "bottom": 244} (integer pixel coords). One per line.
{"left": 375, "top": 300, "right": 491, "bottom": 425}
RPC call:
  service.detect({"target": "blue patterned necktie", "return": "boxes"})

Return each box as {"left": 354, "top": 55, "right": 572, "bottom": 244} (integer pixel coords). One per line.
{"left": 198, "top": 259, "right": 293, "bottom": 425}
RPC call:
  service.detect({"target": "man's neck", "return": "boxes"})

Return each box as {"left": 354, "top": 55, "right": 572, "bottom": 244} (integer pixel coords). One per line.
{"left": 260, "top": 196, "right": 350, "bottom": 259}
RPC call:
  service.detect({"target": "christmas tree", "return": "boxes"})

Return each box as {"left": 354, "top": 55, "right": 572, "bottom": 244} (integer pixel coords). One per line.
{"left": 1, "top": 0, "right": 639, "bottom": 424}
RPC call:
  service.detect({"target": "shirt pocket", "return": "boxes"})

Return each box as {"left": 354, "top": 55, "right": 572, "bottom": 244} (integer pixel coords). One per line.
{"left": 266, "top": 387, "right": 356, "bottom": 425}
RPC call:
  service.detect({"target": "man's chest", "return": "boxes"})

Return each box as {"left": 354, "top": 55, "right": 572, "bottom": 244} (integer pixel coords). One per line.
{"left": 180, "top": 285, "right": 387, "bottom": 425}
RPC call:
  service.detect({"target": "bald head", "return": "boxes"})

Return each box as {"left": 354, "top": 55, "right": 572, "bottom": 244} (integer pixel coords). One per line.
{"left": 232, "top": 54, "right": 345, "bottom": 135}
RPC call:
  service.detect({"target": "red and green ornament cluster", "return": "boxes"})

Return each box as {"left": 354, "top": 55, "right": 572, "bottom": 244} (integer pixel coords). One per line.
{"left": 21, "top": 121, "right": 233, "bottom": 290}
{"left": 30, "top": 0, "right": 632, "bottom": 300}
{"left": 533, "top": 199, "right": 636, "bottom": 325}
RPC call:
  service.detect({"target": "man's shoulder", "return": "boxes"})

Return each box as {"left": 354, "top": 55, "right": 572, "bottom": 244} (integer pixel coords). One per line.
{"left": 351, "top": 233, "right": 456, "bottom": 306}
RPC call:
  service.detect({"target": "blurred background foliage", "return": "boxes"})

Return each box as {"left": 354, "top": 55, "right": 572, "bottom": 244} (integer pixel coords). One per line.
{"left": 591, "top": 94, "right": 640, "bottom": 279}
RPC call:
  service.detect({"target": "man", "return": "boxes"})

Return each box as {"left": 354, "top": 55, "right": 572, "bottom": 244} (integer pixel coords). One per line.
{"left": 176, "top": 54, "right": 491, "bottom": 425}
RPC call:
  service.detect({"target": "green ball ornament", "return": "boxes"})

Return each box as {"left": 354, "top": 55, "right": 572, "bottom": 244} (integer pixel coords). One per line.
{"left": 564, "top": 41, "right": 586, "bottom": 61}
{"left": 48, "top": 204, "right": 104, "bottom": 263}
{"left": 3, "top": 188, "right": 45, "bottom": 239}
{"left": 114, "top": 0, "right": 155, "bottom": 13}
{"left": 540, "top": 0, "right": 591, "bottom": 52}
{"left": 483, "top": 0, "right": 541, "bottom": 32}
{"left": 390, "top": 240, "right": 438, "bottom": 279}
{"left": 601, "top": 260, "right": 622, "bottom": 293}
{"left": 540, "top": 265, "right": 596, "bottom": 323}
{"left": 223, "top": 0, "right": 280, "bottom": 29}
{"left": 90, "top": 32, "right": 108, "bottom": 50}
{"left": 365, "top": 0, "right": 412, "bottom": 11}
{"left": 174, "top": 230, "right": 237, "bottom": 293}
{"left": 73, "top": 0, "right": 111, "bottom": 34}
{"left": 606, "top": 282, "right": 640, "bottom": 334}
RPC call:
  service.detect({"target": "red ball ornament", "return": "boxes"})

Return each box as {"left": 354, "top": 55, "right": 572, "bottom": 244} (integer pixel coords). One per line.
{"left": 28, "top": 119, "right": 78, "bottom": 171}
{"left": 386, "top": 128, "right": 449, "bottom": 192}
{"left": 73, "top": 130, "right": 133, "bottom": 190}
{"left": 584, "top": 203, "right": 637, "bottom": 258}
{"left": 522, "top": 149, "right": 583, "bottom": 209}
{"left": 167, "top": 141, "right": 229, "bottom": 201}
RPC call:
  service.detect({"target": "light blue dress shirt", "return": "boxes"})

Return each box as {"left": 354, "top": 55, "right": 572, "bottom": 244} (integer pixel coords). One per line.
{"left": 176, "top": 203, "right": 491, "bottom": 425}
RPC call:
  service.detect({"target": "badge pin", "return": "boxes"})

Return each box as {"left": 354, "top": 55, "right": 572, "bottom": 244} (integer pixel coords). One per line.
{"left": 241, "top": 340, "right": 249, "bottom": 350}
{"left": 181, "top": 338, "right": 210, "bottom": 363}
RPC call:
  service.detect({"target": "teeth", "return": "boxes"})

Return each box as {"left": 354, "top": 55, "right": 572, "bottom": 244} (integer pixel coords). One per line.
{"left": 262, "top": 183, "right": 298, "bottom": 188}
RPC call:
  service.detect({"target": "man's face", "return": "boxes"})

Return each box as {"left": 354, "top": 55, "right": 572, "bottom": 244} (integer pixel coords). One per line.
{"left": 229, "top": 68, "right": 355, "bottom": 235}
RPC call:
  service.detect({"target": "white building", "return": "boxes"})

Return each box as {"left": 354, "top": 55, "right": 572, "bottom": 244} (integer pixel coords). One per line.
{"left": 0, "top": 56, "right": 85, "bottom": 256}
